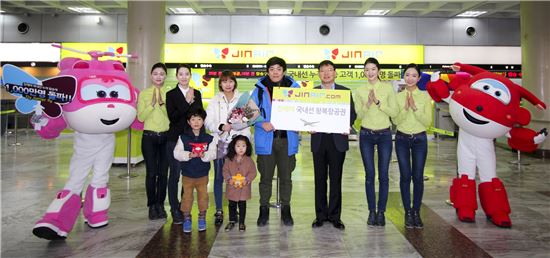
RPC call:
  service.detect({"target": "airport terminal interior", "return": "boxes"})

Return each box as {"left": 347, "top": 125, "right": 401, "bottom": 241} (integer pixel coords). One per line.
{"left": 1, "top": 1, "right": 550, "bottom": 257}
{"left": 2, "top": 132, "right": 550, "bottom": 257}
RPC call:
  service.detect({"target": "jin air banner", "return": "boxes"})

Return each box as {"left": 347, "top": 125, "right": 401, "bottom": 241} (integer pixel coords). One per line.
{"left": 287, "top": 68, "right": 402, "bottom": 81}
{"left": 271, "top": 87, "right": 350, "bottom": 134}
{"left": 61, "top": 43, "right": 424, "bottom": 64}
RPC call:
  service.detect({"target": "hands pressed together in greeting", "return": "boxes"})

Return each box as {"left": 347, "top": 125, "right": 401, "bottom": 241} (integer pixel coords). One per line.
{"left": 185, "top": 88, "right": 195, "bottom": 104}
{"left": 404, "top": 91, "right": 417, "bottom": 112}
{"left": 366, "top": 89, "right": 380, "bottom": 108}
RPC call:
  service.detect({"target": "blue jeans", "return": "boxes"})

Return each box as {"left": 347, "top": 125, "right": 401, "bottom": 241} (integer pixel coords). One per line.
{"left": 359, "top": 128, "right": 392, "bottom": 212}
{"left": 395, "top": 131, "right": 427, "bottom": 211}
{"left": 213, "top": 158, "right": 225, "bottom": 211}
{"left": 166, "top": 140, "right": 182, "bottom": 213}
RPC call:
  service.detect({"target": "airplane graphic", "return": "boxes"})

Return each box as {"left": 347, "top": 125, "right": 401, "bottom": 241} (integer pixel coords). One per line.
{"left": 300, "top": 118, "right": 320, "bottom": 127}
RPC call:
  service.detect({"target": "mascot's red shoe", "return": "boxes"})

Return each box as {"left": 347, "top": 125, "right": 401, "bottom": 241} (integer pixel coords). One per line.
{"left": 450, "top": 175, "right": 477, "bottom": 222}
{"left": 479, "top": 178, "right": 512, "bottom": 228}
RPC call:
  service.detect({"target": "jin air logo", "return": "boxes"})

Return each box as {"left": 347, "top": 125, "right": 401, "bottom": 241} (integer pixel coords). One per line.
{"left": 324, "top": 48, "right": 339, "bottom": 60}
{"left": 213, "top": 48, "right": 229, "bottom": 59}
{"left": 282, "top": 89, "right": 294, "bottom": 97}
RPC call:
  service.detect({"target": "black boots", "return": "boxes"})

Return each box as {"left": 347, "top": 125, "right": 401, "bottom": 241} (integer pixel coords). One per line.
{"left": 148, "top": 206, "right": 158, "bottom": 220}
{"left": 412, "top": 210, "right": 423, "bottom": 228}
{"left": 257, "top": 205, "right": 293, "bottom": 226}
{"left": 156, "top": 204, "right": 167, "bottom": 219}
{"left": 257, "top": 206, "right": 269, "bottom": 227}
{"left": 367, "top": 211, "right": 385, "bottom": 226}
{"left": 367, "top": 211, "right": 377, "bottom": 226}
{"left": 281, "top": 205, "right": 294, "bottom": 226}
{"left": 405, "top": 210, "right": 414, "bottom": 228}
{"left": 376, "top": 211, "right": 385, "bottom": 226}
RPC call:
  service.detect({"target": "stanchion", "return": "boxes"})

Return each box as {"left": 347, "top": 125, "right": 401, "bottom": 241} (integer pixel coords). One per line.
{"left": 9, "top": 112, "right": 22, "bottom": 146}
{"left": 434, "top": 105, "right": 441, "bottom": 142}
{"left": 119, "top": 127, "right": 138, "bottom": 179}
{"left": 509, "top": 150, "right": 529, "bottom": 166}
{"left": 269, "top": 176, "right": 281, "bottom": 209}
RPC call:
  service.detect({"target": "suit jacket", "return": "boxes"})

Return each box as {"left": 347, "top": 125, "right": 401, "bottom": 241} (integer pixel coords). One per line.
{"left": 310, "top": 83, "right": 357, "bottom": 153}
{"left": 166, "top": 85, "right": 203, "bottom": 142}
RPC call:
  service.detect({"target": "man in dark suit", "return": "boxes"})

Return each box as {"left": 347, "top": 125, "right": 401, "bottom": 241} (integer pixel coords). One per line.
{"left": 311, "top": 60, "right": 356, "bottom": 230}
{"left": 165, "top": 64, "right": 203, "bottom": 224}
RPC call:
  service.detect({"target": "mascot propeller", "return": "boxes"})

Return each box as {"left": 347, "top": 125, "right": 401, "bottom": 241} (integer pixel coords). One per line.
{"left": 2, "top": 44, "right": 140, "bottom": 240}
{"left": 427, "top": 63, "right": 547, "bottom": 228}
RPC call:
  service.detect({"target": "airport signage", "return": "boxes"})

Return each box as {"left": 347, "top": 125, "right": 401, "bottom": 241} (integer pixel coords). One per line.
{"left": 60, "top": 43, "right": 424, "bottom": 64}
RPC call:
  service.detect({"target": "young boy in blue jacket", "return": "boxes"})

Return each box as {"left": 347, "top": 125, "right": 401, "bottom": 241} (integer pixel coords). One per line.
{"left": 173, "top": 108, "right": 217, "bottom": 233}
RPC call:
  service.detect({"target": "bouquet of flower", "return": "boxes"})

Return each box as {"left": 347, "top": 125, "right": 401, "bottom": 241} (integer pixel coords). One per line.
{"left": 216, "top": 92, "right": 264, "bottom": 159}
{"left": 227, "top": 92, "right": 263, "bottom": 130}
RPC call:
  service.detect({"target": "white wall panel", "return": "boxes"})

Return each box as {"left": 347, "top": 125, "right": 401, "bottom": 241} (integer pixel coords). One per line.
{"left": 0, "top": 43, "right": 60, "bottom": 61}
{"left": 2, "top": 14, "right": 42, "bottom": 42}
{"left": 268, "top": 16, "right": 305, "bottom": 44}
{"left": 166, "top": 15, "right": 193, "bottom": 43}
{"left": 380, "top": 17, "right": 417, "bottom": 44}
{"left": 42, "top": 15, "right": 80, "bottom": 42}
{"left": 343, "top": 17, "right": 380, "bottom": 44}
{"left": 192, "top": 16, "right": 230, "bottom": 43}
{"left": 425, "top": 46, "right": 521, "bottom": 64}
{"left": 230, "top": 16, "right": 268, "bottom": 43}
{"left": 0, "top": 15, "right": 4, "bottom": 42}
{"left": 78, "top": 15, "right": 117, "bottom": 42}
{"left": 417, "top": 18, "right": 453, "bottom": 45}
{"left": 488, "top": 18, "right": 520, "bottom": 46}
{"left": 1, "top": 14, "right": 521, "bottom": 47}
{"left": 452, "top": 18, "right": 489, "bottom": 45}
{"left": 117, "top": 15, "right": 127, "bottom": 42}
{"left": 305, "top": 16, "right": 343, "bottom": 44}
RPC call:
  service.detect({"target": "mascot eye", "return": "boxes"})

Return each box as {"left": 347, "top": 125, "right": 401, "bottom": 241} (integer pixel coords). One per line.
{"left": 471, "top": 79, "right": 511, "bottom": 105}
{"left": 81, "top": 84, "right": 110, "bottom": 101}
{"left": 108, "top": 84, "right": 132, "bottom": 101}
{"left": 97, "top": 90, "right": 107, "bottom": 98}
{"left": 109, "top": 91, "right": 119, "bottom": 98}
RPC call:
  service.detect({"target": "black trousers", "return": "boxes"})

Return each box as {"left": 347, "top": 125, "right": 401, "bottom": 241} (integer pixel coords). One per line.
{"left": 166, "top": 140, "right": 182, "bottom": 213}
{"left": 312, "top": 134, "right": 346, "bottom": 221}
{"left": 142, "top": 132, "right": 168, "bottom": 207}
{"left": 228, "top": 200, "right": 247, "bottom": 224}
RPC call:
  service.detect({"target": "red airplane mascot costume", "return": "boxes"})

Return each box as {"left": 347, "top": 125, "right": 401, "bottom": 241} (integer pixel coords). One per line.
{"left": 31, "top": 46, "right": 141, "bottom": 240}
{"left": 427, "top": 63, "right": 547, "bottom": 228}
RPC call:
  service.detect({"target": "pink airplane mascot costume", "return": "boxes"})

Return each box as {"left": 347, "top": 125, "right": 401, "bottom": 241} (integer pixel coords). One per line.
{"left": 32, "top": 47, "right": 141, "bottom": 240}
{"left": 427, "top": 63, "right": 547, "bottom": 228}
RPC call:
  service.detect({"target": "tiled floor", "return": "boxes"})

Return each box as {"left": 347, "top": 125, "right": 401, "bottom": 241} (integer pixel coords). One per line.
{"left": 1, "top": 131, "right": 549, "bottom": 257}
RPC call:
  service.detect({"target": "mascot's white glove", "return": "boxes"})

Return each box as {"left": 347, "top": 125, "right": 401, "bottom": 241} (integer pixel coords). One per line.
{"left": 534, "top": 128, "right": 548, "bottom": 144}
{"left": 430, "top": 71, "right": 441, "bottom": 82}
{"left": 31, "top": 113, "right": 49, "bottom": 130}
